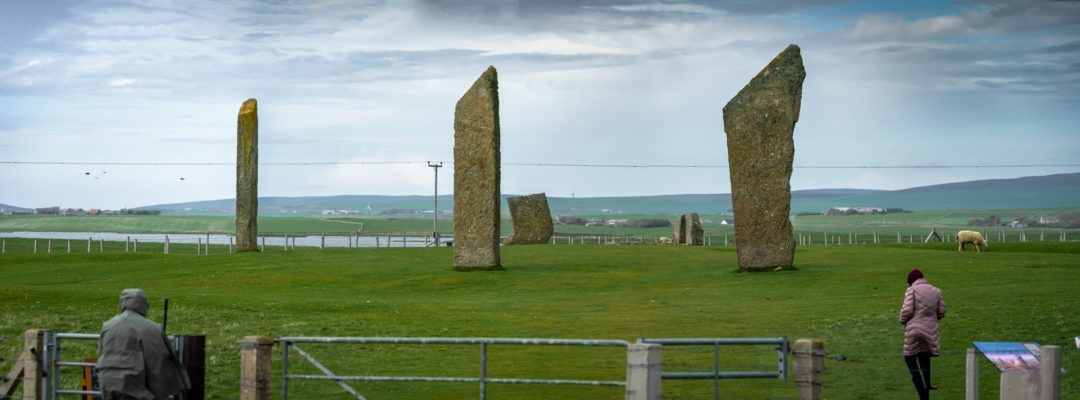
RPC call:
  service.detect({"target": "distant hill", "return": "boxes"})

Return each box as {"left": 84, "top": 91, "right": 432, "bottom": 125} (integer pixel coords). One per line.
{"left": 124, "top": 173, "right": 1079, "bottom": 216}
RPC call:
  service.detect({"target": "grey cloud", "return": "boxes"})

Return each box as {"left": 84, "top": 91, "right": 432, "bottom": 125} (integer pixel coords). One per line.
{"left": 1042, "top": 40, "right": 1080, "bottom": 54}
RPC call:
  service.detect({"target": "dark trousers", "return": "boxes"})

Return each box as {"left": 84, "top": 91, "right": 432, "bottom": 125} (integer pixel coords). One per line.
{"left": 904, "top": 352, "right": 932, "bottom": 400}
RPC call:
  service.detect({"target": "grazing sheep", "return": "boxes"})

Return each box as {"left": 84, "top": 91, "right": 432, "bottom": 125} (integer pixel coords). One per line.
{"left": 956, "top": 230, "right": 988, "bottom": 252}
{"left": 658, "top": 236, "right": 673, "bottom": 244}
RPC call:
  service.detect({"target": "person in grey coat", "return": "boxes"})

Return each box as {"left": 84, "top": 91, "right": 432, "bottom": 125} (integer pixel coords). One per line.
{"left": 96, "top": 289, "right": 191, "bottom": 400}
{"left": 899, "top": 269, "right": 946, "bottom": 400}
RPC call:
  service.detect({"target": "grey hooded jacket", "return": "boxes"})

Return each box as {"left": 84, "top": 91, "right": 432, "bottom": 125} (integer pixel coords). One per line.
{"left": 96, "top": 289, "right": 191, "bottom": 400}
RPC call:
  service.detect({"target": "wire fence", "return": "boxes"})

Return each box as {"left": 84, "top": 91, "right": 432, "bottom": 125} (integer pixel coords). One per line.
{"left": 0, "top": 226, "right": 1074, "bottom": 256}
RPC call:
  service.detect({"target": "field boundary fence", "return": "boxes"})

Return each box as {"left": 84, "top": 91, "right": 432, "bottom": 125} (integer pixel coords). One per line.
{"left": 0, "top": 227, "right": 1073, "bottom": 255}
{"left": 0, "top": 231, "right": 452, "bottom": 254}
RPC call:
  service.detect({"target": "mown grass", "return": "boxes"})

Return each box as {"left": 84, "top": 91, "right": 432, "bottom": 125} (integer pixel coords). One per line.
{"left": 1, "top": 242, "right": 1078, "bottom": 399}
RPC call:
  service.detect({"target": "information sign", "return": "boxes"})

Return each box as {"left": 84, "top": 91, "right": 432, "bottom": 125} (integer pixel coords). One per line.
{"left": 972, "top": 341, "right": 1041, "bottom": 372}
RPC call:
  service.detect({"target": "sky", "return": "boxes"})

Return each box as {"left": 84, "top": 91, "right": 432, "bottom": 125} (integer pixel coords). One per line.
{"left": 1, "top": 0, "right": 1078, "bottom": 210}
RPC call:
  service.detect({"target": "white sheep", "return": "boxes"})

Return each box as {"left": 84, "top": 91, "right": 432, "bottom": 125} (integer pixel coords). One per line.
{"left": 956, "top": 230, "right": 988, "bottom": 252}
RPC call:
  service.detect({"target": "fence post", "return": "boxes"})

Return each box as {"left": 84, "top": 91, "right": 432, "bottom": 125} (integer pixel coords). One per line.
{"left": 239, "top": 336, "right": 274, "bottom": 400}
{"left": 625, "top": 343, "right": 661, "bottom": 400}
{"left": 793, "top": 338, "right": 824, "bottom": 400}
{"left": 23, "top": 329, "right": 46, "bottom": 400}
{"left": 966, "top": 348, "right": 979, "bottom": 400}
{"left": 1040, "top": 345, "right": 1060, "bottom": 400}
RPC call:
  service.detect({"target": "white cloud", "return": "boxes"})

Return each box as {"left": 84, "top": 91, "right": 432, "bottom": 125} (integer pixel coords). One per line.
{"left": 0, "top": 0, "right": 1077, "bottom": 209}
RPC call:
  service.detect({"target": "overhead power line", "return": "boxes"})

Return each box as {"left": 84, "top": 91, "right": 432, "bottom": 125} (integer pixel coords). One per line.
{"left": 2, "top": 161, "right": 1078, "bottom": 169}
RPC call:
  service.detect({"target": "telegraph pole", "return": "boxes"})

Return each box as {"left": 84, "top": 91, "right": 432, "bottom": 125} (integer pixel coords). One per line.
{"left": 428, "top": 161, "right": 443, "bottom": 244}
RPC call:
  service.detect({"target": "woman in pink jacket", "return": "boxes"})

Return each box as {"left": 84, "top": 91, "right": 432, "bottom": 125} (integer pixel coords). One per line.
{"left": 899, "top": 269, "right": 946, "bottom": 400}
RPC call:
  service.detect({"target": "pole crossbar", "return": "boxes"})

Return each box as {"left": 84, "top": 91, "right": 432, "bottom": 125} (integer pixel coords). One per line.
{"left": 278, "top": 336, "right": 630, "bottom": 347}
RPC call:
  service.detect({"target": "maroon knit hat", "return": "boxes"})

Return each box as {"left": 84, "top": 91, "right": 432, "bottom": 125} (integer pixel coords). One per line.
{"left": 907, "top": 269, "right": 924, "bottom": 286}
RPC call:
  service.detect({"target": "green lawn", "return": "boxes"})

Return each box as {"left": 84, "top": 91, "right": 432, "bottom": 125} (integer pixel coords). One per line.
{"left": 1, "top": 241, "right": 1078, "bottom": 399}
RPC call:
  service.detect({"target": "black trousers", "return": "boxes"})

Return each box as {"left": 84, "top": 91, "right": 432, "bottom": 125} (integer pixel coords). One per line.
{"left": 904, "top": 352, "right": 932, "bottom": 400}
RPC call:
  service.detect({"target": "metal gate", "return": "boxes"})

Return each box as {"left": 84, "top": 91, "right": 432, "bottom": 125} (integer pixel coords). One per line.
{"left": 38, "top": 331, "right": 202, "bottom": 400}
{"left": 637, "top": 336, "right": 789, "bottom": 400}
{"left": 277, "top": 336, "right": 632, "bottom": 400}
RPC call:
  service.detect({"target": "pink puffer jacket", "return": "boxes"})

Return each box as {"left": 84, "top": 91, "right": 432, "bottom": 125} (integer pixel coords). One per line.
{"left": 899, "top": 278, "right": 946, "bottom": 356}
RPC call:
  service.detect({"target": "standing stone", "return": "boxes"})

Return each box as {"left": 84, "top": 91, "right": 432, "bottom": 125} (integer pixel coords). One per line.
{"left": 673, "top": 213, "right": 704, "bottom": 245}
{"left": 453, "top": 66, "right": 502, "bottom": 270}
{"left": 235, "top": 98, "right": 259, "bottom": 252}
{"left": 673, "top": 214, "right": 687, "bottom": 244}
{"left": 504, "top": 193, "right": 554, "bottom": 245}
{"left": 723, "top": 45, "right": 804, "bottom": 271}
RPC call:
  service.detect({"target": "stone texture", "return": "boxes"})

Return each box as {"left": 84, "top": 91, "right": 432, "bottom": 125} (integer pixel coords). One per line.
{"left": 504, "top": 193, "right": 554, "bottom": 245}
{"left": 723, "top": 44, "right": 804, "bottom": 271}
{"left": 673, "top": 213, "right": 704, "bottom": 245}
{"left": 235, "top": 98, "right": 259, "bottom": 252}
{"left": 453, "top": 66, "right": 502, "bottom": 270}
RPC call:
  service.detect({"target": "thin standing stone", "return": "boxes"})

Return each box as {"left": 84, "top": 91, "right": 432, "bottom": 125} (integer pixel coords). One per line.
{"left": 236, "top": 98, "right": 259, "bottom": 252}
{"left": 453, "top": 66, "right": 502, "bottom": 270}
{"left": 723, "top": 45, "right": 805, "bottom": 271}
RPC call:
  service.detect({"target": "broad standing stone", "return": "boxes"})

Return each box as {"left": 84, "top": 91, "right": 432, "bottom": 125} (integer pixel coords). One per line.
{"left": 504, "top": 193, "right": 554, "bottom": 245}
{"left": 723, "top": 45, "right": 804, "bottom": 271}
{"left": 236, "top": 98, "right": 259, "bottom": 252}
{"left": 453, "top": 66, "right": 502, "bottom": 270}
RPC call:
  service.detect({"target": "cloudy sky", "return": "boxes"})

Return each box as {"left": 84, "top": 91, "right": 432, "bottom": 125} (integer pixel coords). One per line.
{"left": 1, "top": 0, "right": 1078, "bottom": 210}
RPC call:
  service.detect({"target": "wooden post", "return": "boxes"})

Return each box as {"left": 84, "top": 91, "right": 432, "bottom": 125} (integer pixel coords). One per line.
{"left": 239, "top": 336, "right": 273, "bottom": 400}
{"left": 966, "top": 348, "right": 979, "bottom": 400}
{"left": 793, "top": 339, "right": 824, "bottom": 400}
{"left": 1040, "top": 345, "right": 1061, "bottom": 400}
{"left": 87, "top": 238, "right": 92, "bottom": 253}
{"left": 23, "top": 329, "right": 45, "bottom": 400}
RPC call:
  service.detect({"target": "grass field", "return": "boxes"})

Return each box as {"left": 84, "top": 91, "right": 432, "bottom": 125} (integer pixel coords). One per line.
{"left": 1, "top": 240, "right": 1078, "bottom": 399}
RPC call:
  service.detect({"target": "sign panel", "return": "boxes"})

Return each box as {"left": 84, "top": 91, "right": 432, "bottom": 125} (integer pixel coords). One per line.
{"left": 972, "top": 341, "right": 1040, "bottom": 372}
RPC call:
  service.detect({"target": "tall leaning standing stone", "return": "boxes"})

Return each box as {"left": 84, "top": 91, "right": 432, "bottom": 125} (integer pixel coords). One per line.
{"left": 723, "top": 45, "right": 804, "bottom": 271}
{"left": 453, "top": 66, "right": 502, "bottom": 270}
{"left": 235, "top": 98, "right": 259, "bottom": 252}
